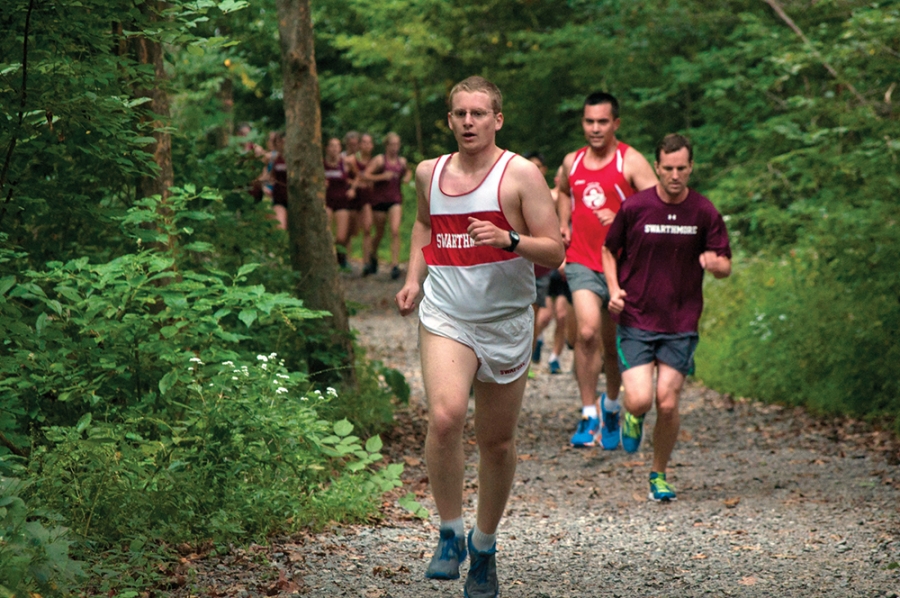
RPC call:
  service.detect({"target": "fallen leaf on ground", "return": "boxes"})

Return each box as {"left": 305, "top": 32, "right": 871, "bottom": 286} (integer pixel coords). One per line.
{"left": 724, "top": 496, "right": 741, "bottom": 508}
{"left": 738, "top": 576, "right": 757, "bottom": 586}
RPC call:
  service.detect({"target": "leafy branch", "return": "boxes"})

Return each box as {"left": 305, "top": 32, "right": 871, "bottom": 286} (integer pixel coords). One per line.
{"left": 762, "top": 0, "right": 869, "bottom": 108}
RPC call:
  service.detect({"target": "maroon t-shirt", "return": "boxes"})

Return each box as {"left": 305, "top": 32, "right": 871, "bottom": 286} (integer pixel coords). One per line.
{"left": 604, "top": 187, "right": 731, "bottom": 334}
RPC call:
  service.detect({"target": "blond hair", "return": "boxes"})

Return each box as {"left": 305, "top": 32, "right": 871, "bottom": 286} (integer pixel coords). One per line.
{"left": 448, "top": 76, "right": 502, "bottom": 114}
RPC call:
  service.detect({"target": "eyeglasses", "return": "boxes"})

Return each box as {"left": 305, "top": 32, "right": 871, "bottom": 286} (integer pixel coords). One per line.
{"left": 450, "top": 109, "right": 494, "bottom": 121}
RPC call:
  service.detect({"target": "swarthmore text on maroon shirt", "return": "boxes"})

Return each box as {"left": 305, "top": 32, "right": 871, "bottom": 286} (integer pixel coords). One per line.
{"left": 604, "top": 187, "right": 731, "bottom": 334}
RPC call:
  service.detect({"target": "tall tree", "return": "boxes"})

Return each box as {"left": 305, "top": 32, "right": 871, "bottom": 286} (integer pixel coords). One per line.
{"left": 276, "top": 0, "right": 356, "bottom": 387}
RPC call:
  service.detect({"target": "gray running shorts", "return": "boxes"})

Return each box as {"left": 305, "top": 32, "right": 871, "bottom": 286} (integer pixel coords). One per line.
{"left": 534, "top": 273, "right": 551, "bottom": 307}
{"left": 564, "top": 262, "right": 610, "bottom": 307}
{"left": 616, "top": 325, "right": 699, "bottom": 377}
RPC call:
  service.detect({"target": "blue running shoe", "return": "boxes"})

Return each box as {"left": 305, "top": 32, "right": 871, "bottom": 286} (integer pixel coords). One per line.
{"left": 570, "top": 415, "right": 599, "bottom": 447}
{"left": 548, "top": 358, "right": 561, "bottom": 374}
{"left": 425, "top": 528, "right": 467, "bottom": 580}
{"left": 598, "top": 392, "right": 620, "bottom": 450}
{"left": 649, "top": 472, "right": 677, "bottom": 502}
{"left": 621, "top": 411, "right": 644, "bottom": 453}
{"left": 464, "top": 530, "right": 498, "bottom": 598}
{"left": 531, "top": 338, "right": 543, "bottom": 364}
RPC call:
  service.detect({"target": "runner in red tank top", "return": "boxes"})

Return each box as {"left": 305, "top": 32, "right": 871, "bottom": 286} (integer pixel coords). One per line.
{"left": 556, "top": 92, "right": 657, "bottom": 450}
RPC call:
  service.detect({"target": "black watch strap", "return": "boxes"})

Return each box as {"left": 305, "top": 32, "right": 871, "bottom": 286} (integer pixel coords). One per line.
{"left": 504, "top": 230, "right": 520, "bottom": 252}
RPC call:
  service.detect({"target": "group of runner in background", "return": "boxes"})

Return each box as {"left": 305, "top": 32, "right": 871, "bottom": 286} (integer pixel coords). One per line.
{"left": 241, "top": 127, "right": 411, "bottom": 281}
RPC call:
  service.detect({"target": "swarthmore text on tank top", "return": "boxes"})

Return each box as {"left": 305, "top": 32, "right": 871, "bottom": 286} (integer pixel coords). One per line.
{"left": 422, "top": 151, "right": 536, "bottom": 322}
{"left": 604, "top": 186, "right": 732, "bottom": 334}
{"left": 566, "top": 142, "right": 635, "bottom": 273}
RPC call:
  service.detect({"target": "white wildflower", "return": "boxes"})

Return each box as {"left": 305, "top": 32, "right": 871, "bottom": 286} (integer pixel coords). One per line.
{"left": 232, "top": 376, "right": 239, "bottom": 380}
{"left": 260, "top": 363, "right": 267, "bottom": 370}
{"left": 190, "top": 357, "right": 203, "bottom": 364}
{"left": 268, "top": 352, "right": 278, "bottom": 359}
{"left": 326, "top": 387, "right": 338, "bottom": 398}
{"left": 257, "top": 354, "right": 268, "bottom": 362}
{"left": 301, "top": 396, "right": 309, "bottom": 401}
{"left": 276, "top": 387, "right": 288, "bottom": 394}
{"left": 187, "top": 367, "right": 194, "bottom": 371}
{"left": 222, "top": 360, "right": 234, "bottom": 366}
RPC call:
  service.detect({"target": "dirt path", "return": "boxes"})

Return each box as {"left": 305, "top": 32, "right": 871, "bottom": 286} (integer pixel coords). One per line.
{"left": 182, "top": 269, "right": 900, "bottom": 597}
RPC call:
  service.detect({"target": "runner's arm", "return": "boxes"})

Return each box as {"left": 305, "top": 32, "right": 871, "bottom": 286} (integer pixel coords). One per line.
{"left": 467, "top": 157, "right": 564, "bottom": 269}
{"left": 624, "top": 149, "right": 658, "bottom": 192}
{"left": 395, "top": 160, "right": 434, "bottom": 316}
{"left": 602, "top": 211, "right": 628, "bottom": 314}
{"left": 601, "top": 246, "right": 625, "bottom": 315}
{"left": 364, "top": 155, "right": 391, "bottom": 181}
{"left": 556, "top": 153, "right": 575, "bottom": 245}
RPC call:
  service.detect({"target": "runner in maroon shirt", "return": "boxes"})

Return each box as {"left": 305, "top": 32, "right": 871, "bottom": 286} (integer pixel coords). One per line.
{"left": 602, "top": 134, "right": 732, "bottom": 503}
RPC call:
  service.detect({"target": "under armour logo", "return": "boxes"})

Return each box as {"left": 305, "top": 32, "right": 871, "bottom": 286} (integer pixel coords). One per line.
{"left": 668, "top": 214, "right": 677, "bottom": 221}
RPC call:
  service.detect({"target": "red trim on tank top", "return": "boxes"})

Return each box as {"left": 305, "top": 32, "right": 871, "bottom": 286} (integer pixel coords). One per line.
{"left": 572, "top": 143, "right": 627, "bottom": 175}
{"left": 437, "top": 150, "right": 508, "bottom": 198}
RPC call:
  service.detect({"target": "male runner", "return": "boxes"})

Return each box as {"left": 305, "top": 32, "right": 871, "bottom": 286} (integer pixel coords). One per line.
{"left": 603, "top": 134, "right": 732, "bottom": 501}
{"left": 395, "top": 76, "right": 563, "bottom": 598}
{"left": 558, "top": 92, "right": 657, "bottom": 449}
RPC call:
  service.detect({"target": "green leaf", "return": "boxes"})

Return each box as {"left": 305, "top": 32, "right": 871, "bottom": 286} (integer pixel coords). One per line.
{"left": 333, "top": 419, "right": 353, "bottom": 437}
{"left": 236, "top": 263, "right": 260, "bottom": 278}
{"left": 159, "top": 370, "right": 178, "bottom": 395}
{"left": 76, "top": 412, "right": 92, "bottom": 433}
{"left": 187, "top": 44, "right": 205, "bottom": 57}
{"left": 237, "top": 309, "right": 257, "bottom": 328}
{"left": 365, "top": 435, "right": 383, "bottom": 453}
{"left": 218, "top": 0, "right": 249, "bottom": 13}
{"left": 0, "top": 276, "right": 15, "bottom": 297}
{"left": 35, "top": 313, "right": 48, "bottom": 335}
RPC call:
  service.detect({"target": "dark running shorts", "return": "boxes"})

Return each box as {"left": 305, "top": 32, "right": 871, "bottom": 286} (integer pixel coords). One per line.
{"left": 616, "top": 325, "right": 699, "bottom": 377}
{"left": 548, "top": 269, "right": 572, "bottom": 303}
{"left": 372, "top": 201, "right": 400, "bottom": 213}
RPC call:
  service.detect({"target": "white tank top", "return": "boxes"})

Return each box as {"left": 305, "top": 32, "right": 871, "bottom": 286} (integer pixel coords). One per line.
{"left": 422, "top": 151, "right": 536, "bottom": 322}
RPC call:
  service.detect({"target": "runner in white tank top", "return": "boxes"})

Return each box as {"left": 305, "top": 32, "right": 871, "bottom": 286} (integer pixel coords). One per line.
{"left": 395, "top": 76, "right": 564, "bottom": 598}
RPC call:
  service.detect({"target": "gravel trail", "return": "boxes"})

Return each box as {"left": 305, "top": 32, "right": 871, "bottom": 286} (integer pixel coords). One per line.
{"left": 181, "top": 270, "right": 900, "bottom": 598}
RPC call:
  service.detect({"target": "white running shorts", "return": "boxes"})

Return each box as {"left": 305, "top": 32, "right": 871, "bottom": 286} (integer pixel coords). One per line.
{"left": 418, "top": 295, "right": 534, "bottom": 385}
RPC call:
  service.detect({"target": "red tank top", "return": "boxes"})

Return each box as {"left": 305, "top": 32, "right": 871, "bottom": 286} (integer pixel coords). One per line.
{"left": 566, "top": 143, "right": 635, "bottom": 272}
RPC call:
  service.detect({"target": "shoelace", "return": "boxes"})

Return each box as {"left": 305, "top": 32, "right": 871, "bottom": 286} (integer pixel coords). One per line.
{"left": 439, "top": 537, "right": 459, "bottom": 560}
{"left": 469, "top": 551, "right": 491, "bottom": 583}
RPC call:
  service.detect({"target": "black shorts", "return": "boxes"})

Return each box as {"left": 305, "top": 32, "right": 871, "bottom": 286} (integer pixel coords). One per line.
{"left": 372, "top": 201, "right": 400, "bottom": 213}
{"left": 548, "top": 269, "right": 572, "bottom": 303}
{"left": 616, "top": 325, "right": 699, "bottom": 377}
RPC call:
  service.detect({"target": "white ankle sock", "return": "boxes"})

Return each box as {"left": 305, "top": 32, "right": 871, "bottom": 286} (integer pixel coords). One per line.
{"left": 440, "top": 517, "right": 465, "bottom": 538}
{"left": 603, "top": 395, "right": 621, "bottom": 413}
{"left": 549, "top": 352, "right": 559, "bottom": 362}
{"left": 471, "top": 526, "right": 496, "bottom": 552}
{"left": 582, "top": 405, "right": 598, "bottom": 419}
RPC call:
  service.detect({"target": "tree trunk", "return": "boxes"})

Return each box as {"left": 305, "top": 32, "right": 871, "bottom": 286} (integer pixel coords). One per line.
{"left": 131, "top": 13, "right": 174, "bottom": 201}
{"left": 276, "top": 0, "right": 356, "bottom": 389}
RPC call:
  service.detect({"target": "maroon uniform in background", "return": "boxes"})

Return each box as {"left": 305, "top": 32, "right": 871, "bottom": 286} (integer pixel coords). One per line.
{"left": 372, "top": 158, "right": 406, "bottom": 211}
{"left": 604, "top": 186, "right": 731, "bottom": 334}
{"left": 325, "top": 157, "right": 356, "bottom": 211}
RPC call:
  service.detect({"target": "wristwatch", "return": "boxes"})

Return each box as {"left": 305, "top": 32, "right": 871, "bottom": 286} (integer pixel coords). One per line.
{"left": 504, "top": 230, "right": 520, "bottom": 252}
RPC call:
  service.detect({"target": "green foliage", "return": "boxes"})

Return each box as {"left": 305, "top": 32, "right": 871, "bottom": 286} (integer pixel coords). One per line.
{"left": 0, "top": 475, "right": 84, "bottom": 597}
{"left": 27, "top": 356, "right": 398, "bottom": 543}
